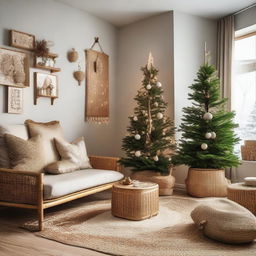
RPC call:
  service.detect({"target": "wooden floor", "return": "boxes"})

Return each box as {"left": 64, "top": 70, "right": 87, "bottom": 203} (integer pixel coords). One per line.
{"left": 0, "top": 191, "right": 112, "bottom": 256}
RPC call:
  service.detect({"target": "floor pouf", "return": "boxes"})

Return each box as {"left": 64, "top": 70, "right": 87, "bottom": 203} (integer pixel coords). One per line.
{"left": 191, "top": 199, "right": 256, "bottom": 244}
{"left": 227, "top": 182, "right": 256, "bottom": 215}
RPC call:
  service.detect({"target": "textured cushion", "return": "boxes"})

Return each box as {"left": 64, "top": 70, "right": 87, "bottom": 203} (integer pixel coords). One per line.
{"left": 44, "top": 169, "right": 124, "bottom": 199}
{"left": 45, "top": 160, "right": 79, "bottom": 174}
{"left": 191, "top": 199, "right": 256, "bottom": 244}
{"left": 4, "top": 134, "right": 45, "bottom": 173}
{"left": 55, "top": 137, "right": 92, "bottom": 169}
{"left": 0, "top": 124, "right": 28, "bottom": 168}
{"left": 244, "top": 177, "right": 256, "bottom": 187}
{"left": 25, "top": 120, "right": 64, "bottom": 166}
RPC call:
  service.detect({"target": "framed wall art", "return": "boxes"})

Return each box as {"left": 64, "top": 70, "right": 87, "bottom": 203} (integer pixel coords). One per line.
{"left": 34, "top": 72, "right": 58, "bottom": 105}
{"left": 7, "top": 87, "right": 23, "bottom": 114}
{"left": 0, "top": 47, "right": 29, "bottom": 88}
{"left": 10, "top": 29, "right": 35, "bottom": 50}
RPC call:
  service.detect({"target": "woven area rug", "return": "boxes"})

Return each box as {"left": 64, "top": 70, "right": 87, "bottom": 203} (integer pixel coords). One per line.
{"left": 24, "top": 196, "right": 256, "bottom": 256}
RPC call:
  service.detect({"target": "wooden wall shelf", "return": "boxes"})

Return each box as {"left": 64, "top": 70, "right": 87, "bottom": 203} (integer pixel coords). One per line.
{"left": 34, "top": 94, "right": 58, "bottom": 105}
{"left": 35, "top": 64, "right": 61, "bottom": 73}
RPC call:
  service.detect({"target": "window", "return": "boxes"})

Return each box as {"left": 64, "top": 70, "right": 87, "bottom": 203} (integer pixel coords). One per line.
{"left": 232, "top": 31, "right": 256, "bottom": 153}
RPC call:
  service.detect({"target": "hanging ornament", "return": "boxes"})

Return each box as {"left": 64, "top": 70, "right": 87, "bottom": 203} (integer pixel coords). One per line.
{"left": 203, "top": 112, "right": 213, "bottom": 120}
{"left": 157, "top": 113, "right": 163, "bottom": 119}
{"left": 133, "top": 116, "right": 138, "bottom": 121}
{"left": 146, "top": 84, "right": 152, "bottom": 90}
{"left": 156, "top": 81, "right": 162, "bottom": 88}
{"left": 211, "top": 132, "right": 216, "bottom": 139}
{"left": 201, "top": 143, "right": 208, "bottom": 150}
{"left": 154, "top": 102, "right": 158, "bottom": 107}
{"left": 153, "top": 155, "right": 159, "bottom": 161}
{"left": 134, "top": 134, "right": 141, "bottom": 140}
{"left": 162, "top": 132, "right": 166, "bottom": 136}
{"left": 135, "top": 151, "right": 141, "bottom": 157}
{"left": 205, "top": 132, "right": 212, "bottom": 139}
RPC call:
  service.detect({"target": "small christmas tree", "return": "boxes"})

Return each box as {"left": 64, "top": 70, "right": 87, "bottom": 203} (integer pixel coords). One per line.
{"left": 241, "top": 102, "right": 256, "bottom": 140}
{"left": 172, "top": 57, "right": 240, "bottom": 169}
{"left": 119, "top": 54, "right": 175, "bottom": 175}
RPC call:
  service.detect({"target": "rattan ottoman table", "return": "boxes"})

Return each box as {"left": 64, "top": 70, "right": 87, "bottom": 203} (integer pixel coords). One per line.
{"left": 111, "top": 181, "right": 159, "bottom": 220}
{"left": 227, "top": 183, "right": 256, "bottom": 214}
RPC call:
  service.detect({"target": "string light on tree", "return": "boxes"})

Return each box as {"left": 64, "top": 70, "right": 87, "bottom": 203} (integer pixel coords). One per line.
{"left": 135, "top": 151, "right": 141, "bottom": 157}
{"left": 133, "top": 116, "right": 138, "bottom": 121}
{"left": 153, "top": 155, "right": 159, "bottom": 161}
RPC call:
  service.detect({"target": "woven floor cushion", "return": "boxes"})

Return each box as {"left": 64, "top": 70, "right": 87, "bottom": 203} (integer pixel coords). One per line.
{"left": 191, "top": 198, "right": 256, "bottom": 244}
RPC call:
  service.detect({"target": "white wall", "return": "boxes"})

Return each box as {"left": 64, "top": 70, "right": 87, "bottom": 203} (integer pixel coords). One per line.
{"left": 173, "top": 11, "right": 217, "bottom": 185}
{"left": 115, "top": 12, "right": 174, "bottom": 156}
{"left": 0, "top": 0, "right": 118, "bottom": 156}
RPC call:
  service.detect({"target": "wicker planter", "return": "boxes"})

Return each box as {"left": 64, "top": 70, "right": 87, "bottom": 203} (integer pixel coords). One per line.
{"left": 186, "top": 168, "right": 230, "bottom": 197}
{"left": 131, "top": 169, "right": 175, "bottom": 196}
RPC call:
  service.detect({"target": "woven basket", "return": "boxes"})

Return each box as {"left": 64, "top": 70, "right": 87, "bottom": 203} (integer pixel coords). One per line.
{"left": 241, "top": 145, "right": 256, "bottom": 161}
{"left": 131, "top": 169, "right": 175, "bottom": 196}
{"left": 227, "top": 183, "right": 256, "bottom": 214}
{"left": 186, "top": 168, "right": 230, "bottom": 197}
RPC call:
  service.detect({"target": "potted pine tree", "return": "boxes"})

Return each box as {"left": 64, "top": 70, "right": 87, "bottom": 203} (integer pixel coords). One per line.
{"left": 172, "top": 62, "right": 240, "bottom": 197}
{"left": 119, "top": 55, "right": 176, "bottom": 195}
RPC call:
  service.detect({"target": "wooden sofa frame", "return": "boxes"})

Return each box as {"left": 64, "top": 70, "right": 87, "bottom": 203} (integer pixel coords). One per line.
{"left": 0, "top": 155, "right": 123, "bottom": 231}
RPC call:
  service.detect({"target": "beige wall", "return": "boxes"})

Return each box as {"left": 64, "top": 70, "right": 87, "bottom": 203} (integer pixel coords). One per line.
{"left": 0, "top": 0, "right": 118, "bottom": 156}
{"left": 115, "top": 12, "right": 175, "bottom": 156}
{"left": 173, "top": 11, "right": 217, "bottom": 185}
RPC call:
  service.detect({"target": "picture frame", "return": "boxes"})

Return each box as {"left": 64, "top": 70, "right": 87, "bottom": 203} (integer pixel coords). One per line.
{"left": 7, "top": 87, "right": 23, "bottom": 114}
{"left": 10, "top": 29, "right": 35, "bottom": 50}
{"left": 34, "top": 72, "right": 58, "bottom": 105}
{"left": 0, "top": 47, "right": 30, "bottom": 88}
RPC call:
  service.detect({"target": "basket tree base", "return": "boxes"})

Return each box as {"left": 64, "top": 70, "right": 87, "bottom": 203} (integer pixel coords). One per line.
{"left": 131, "top": 170, "right": 175, "bottom": 196}
{"left": 186, "top": 168, "right": 230, "bottom": 197}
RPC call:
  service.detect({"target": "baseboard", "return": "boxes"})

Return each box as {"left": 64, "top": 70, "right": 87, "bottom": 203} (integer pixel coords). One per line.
{"left": 174, "top": 183, "right": 186, "bottom": 191}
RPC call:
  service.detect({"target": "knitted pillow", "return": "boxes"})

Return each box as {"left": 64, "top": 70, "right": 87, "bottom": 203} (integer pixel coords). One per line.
{"left": 55, "top": 137, "right": 91, "bottom": 169}
{"left": 191, "top": 199, "right": 256, "bottom": 244}
{"left": 25, "top": 120, "right": 64, "bottom": 166}
{"left": 4, "top": 134, "right": 45, "bottom": 173}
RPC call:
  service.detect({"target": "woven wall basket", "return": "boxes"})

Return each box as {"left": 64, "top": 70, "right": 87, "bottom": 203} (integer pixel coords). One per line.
{"left": 131, "top": 169, "right": 175, "bottom": 196}
{"left": 186, "top": 168, "right": 230, "bottom": 197}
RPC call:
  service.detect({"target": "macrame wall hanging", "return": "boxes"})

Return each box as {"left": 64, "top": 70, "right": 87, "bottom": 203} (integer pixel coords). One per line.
{"left": 85, "top": 37, "right": 109, "bottom": 123}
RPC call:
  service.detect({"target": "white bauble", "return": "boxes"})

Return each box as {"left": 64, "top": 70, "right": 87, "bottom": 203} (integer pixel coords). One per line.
{"left": 205, "top": 132, "right": 212, "bottom": 139}
{"left": 162, "top": 132, "right": 166, "bottom": 136}
{"left": 133, "top": 116, "right": 138, "bottom": 121}
{"left": 203, "top": 112, "right": 213, "bottom": 120}
{"left": 211, "top": 132, "right": 216, "bottom": 139}
{"left": 154, "top": 102, "right": 158, "bottom": 107}
{"left": 146, "top": 84, "right": 152, "bottom": 90}
{"left": 201, "top": 143, "right": 208, "bottom": 150}
{"left": 156, "top": 81, "right": 162, "bottom": 88}
{"left": 157, "top": 113, "right": 163, "bottom": 119}
{"left": 153, "top": 155, "right": 159, "bottom": 161}
{"left": 134, "top": 134, "right": 141, "bottom": 140}
{"left": 135, "top": 151, "right": 141, "bottom": 157}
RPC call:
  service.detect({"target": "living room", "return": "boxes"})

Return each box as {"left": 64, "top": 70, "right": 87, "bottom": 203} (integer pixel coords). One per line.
{"left": 0, "top": 0, "right": 255, "bottom": 255}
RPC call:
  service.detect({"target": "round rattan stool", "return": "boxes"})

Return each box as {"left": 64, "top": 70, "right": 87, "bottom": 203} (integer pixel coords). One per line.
{"left": 227, "top": 183, "right": 256, "bottom": 215}
{"left": 111, "top": 181, "right": 159, "bottom": 220}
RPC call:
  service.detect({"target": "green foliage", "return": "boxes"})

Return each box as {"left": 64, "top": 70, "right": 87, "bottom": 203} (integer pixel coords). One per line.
{"left": 172, "top": 64, "right": 240, "bottom": 169}
{"left": 119, "top": 64, "right": 175, "bottom": 175}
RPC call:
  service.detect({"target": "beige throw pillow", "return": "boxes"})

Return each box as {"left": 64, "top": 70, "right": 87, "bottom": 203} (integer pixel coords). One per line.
{"left": 4, "top": 134, "right": 45, "bottom": 173}
{"left": 45, "top": 160, "right": 79, "bottom": 174}
{"left": 0, "top": 124, "right": 29, "bottom": 168}
{"left": 55, "top": 137, "right": 92, "bottom": 169}
{"left": 25, "top": 120, "right": 64, "bottom": 166}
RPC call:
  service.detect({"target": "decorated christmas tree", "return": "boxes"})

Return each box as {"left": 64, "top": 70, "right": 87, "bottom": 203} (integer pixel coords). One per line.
{"left": 172, "top": 53, "right": 240, "bottom": 169}
{"left": 242, "top": 102, "right": 256, "bottom": 140}
{"left": 119, "top": 53, "right": 175, "bottom": 175}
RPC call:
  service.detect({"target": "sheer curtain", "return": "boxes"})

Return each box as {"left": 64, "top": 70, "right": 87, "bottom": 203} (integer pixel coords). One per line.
{"left": 217, "top": 15, "right": 237, "bottom": 182}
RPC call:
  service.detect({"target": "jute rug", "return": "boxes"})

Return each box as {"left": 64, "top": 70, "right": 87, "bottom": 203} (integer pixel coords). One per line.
{"left": 24, "top": 196, "right": 256, "bottom": 256}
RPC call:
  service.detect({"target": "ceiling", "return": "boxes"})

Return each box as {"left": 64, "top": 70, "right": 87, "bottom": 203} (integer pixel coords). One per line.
{"left": 56, "top": 0, "right": 256, "bottom": 27}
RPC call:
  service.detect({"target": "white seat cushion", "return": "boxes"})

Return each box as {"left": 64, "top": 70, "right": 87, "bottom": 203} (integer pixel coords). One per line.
{"left": 0, "top": 124, "right": 29, "bottom": 168}
{"left": 44, "top": 169, "right": 124, "bottom": 199}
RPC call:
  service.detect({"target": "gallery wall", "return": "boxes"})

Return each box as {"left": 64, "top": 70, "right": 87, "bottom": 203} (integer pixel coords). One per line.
{"left": 0, "top": 0, "right": 118, "bottom": 156}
